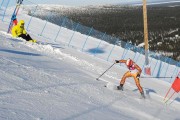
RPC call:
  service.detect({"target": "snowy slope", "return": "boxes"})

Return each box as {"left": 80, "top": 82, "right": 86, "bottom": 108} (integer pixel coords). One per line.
{"left": 0, "top": 7, "right": 180, "bottom": 120}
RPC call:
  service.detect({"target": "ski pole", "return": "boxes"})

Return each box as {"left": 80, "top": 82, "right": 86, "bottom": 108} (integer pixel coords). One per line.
{"left": 140, "top": 77, "right": 173, "bottom": 78}
{"left": 96, "top": 63, "right": 116, "bottom": 80}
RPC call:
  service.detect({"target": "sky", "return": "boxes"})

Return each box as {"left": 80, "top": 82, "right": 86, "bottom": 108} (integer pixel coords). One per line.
{"left": 6, "top": 0, "right": 180, "bottom": 6}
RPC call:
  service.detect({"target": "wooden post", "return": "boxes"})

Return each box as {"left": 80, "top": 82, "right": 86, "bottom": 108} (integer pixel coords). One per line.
{"left": 143, "top": 0, "right": 151, "bottom": 75}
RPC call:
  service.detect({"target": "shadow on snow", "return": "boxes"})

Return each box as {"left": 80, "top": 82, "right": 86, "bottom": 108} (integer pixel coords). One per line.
{"left": 86, "top": 48, "right": 105, "bottom": 54}
{"left": 0, "top": 49, "right": 42, "bottom": 56}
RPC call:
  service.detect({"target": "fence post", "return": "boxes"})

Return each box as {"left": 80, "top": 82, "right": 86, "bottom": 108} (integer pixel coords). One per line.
{"left": 39, "top": 11, "right": 52, "bottom": 36}
{"left": 152, "top": 56, "right": 160, "bottom": 76}
{"left": 134, "top": 48, "right": 144, "bottom": 63}
{"left": 163, "top": 58, "right": 171, "bottom": 77}
{"left": 158, "top": 57, "right": 168, "bottom": 77}
{"left": 1, "top": 0, "right": 10, "bottom": 21}
{"left": 0, "top": 0, "right": 5, "bottom": 9}
{"left": 39, "top": 21, "right": 47, "bottom": 36}
{"left": 170, "top": 63, "right": 180, "bottom": 83}
{"left": 172, "top": 66, "right": 180, "bottom": 83}
{"left": 82, "top": 27, "right": 93, "bottom": 51}
{"left": 26, "top": 5, "right": 38, "bottom": 31}
{"left": 68, "top": 23, "right": 79, "bottom": 46}
{"left": 121, "top": 43, "right": 131, "bottom": 60}
{"left": 120, "top": 42, "right": 128, "bottom": 60}
{"left": 132, "top": 47, "right": 139, "bottom": 60}
{"left": 94, "top": 32, "right": 106, "bottom": 56}
{"left": 107, "top": 39, "right": 118, "bottom": 61}
{"left": 54, "top": 17, "right": 66, "bottom": 42}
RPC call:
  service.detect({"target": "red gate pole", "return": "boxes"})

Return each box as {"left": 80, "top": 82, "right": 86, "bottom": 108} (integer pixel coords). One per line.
{"left": 164, "top": 76, "right": 180, "bottom": 103}
{"left": 164, "top": 87, "right": 172, "bottom": 101}
{"left": 164, "top": 91, "right": 176, "bottom": 104}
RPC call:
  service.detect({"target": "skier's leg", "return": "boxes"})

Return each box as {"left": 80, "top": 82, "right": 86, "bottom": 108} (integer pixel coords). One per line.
{"left": 26, "top": 34, "right": 36, "bottom": 42}
{"left": 26, "top": 34, "right": 33, "bottom": 41}
{"left": 117, "top": 71, "right": 131, "bottom": 90}
{"left": 18, "top": 34, "right": 32, "bottom": 41}
{"left": 133, "top": 74, "right": 145, "bottom": 98}
{"left": 120, "top": 71, "right": 131, "bottom": 85}
{"left": 18, "top": 34, "right": 27, "bottom": 40}
{"left": 134, "top": 77, "right": 143, "bottom": 93}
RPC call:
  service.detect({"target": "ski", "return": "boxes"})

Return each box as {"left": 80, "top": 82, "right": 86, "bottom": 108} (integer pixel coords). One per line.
{"left": 7, "top": 5, "right": 19, "bottom": 33}
{"left": 104, "top": 81, "right": 146, "bottom": 99}
{"left": 7, "top": 0, "right": 23, "bottom": 33}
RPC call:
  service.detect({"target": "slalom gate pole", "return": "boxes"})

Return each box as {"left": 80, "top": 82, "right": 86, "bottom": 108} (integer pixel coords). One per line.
{"left": 164, "top": 87, "right": 172, "bottom": 101}
{"left": 164, "top": 91, "right": 176, "bottom": 104}
{"left": 96, "top": 63, "right": 116, "bottom": 80}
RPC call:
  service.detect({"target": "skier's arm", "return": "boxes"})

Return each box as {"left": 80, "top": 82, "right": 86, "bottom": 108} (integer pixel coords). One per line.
{"left": 134, "top": 64, "right": 142, "bottom": 76}
{"left": 23, "top": 30, "right": 27, "bottom": 35}
{"left": 23, "top": 28, "right": 27, "bottom": 35}
{"left": 115, "top": 60, "right": 126, "bottom": 63}
{"left": 11, "top": 26, "right": 17, "bottom": 37}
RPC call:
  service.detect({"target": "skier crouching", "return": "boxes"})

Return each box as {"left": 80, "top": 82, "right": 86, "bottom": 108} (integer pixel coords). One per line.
{"left": 11, "top": 20, "right": 36, "bottom": 43}
{"left": 115, "top": 58, "right": 145, "bottom": 98}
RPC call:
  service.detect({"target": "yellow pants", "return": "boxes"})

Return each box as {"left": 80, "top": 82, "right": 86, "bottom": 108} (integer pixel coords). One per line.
{"left": 120, "top": 71, "right": 143, "bottom": 93}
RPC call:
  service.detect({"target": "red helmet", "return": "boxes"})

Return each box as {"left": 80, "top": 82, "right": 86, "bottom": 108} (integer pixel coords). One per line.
{"left": 126, "top": 59, "right": 133, "bottom": 68}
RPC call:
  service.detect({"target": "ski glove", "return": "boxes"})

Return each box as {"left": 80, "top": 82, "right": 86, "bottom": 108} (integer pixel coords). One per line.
{"left": 115, "top": 60, "right": 119, "bottom": 63}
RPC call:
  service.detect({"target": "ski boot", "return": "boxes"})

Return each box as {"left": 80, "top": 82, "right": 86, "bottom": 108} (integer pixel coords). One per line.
{"left": 117, "top": 84, "right": 123, "bottom": 91}
{"left": 29, "top": 40, "right": 37, "bottom": 43}
{"left": 140, "top": 91, "right": 145, "bottom": 99}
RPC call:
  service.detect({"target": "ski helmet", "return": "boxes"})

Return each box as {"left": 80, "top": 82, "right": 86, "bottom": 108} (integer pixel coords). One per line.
{"left": 19, "top": 20, "right": 24, "bottom": 25}
{"left": 126, "top": 59, "right": 133, "bottom": 68}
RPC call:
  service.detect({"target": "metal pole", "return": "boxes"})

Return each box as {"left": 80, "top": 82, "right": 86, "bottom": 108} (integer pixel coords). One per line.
{"left": 170, "top": 63, "right": 179, "bottom": 82}
{"left": 107, "top": 38, "right": 118, "bottom": 61}
{"left": 107, "top": 44, "right": 115, "bottom": 61}
{"left": 54, "top": 17, "right": 66, "bottom": 42}
{"left": 1, "top": 0, "right": 10, "bottom": 21}
{"left": 120, "top": 42, "right": 128, "bottom": 60}
{"left": 156, "top": 57, "right": 168, "bottom": 78}
{"left": 39, "top": 21, "right": 47, "bottom": 36}
{"left": 132, "top": 47, "right": 139, "bottom": 61}
{"left": 39, "top": 11, "right": 52, "bottom": 36}
{"left": 94, "top": 32, "right": 106, "bottom": 56}
{"left": 96, "top": 63, "right": 116, "bottom": 80}
{"left": 152, "top": 56, "right": 160, "bottom": 76}
{"left": 121, "top": 43, "right": 130, "bottom": 60}
{"left": 82, "top": 27, "right": 93, "bottom": 51}
{"left": 135, "top": 48, "right": 144, "bottom": 63}
{"left": 0, "top": 0, "right": 5, "bottom": 9}
{"left": 164, "top": 58, "right": 171, "bottom": 77}
{"left": 26, "top": 5, "right": 38, "bottom": 30}
{"left": 68, "top": 23, "right": 79, "bottom": 46}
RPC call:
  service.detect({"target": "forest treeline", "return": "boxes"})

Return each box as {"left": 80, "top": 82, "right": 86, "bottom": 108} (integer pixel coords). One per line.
{"left": 28, "top": 5, "right": 180, "bottom": 61}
